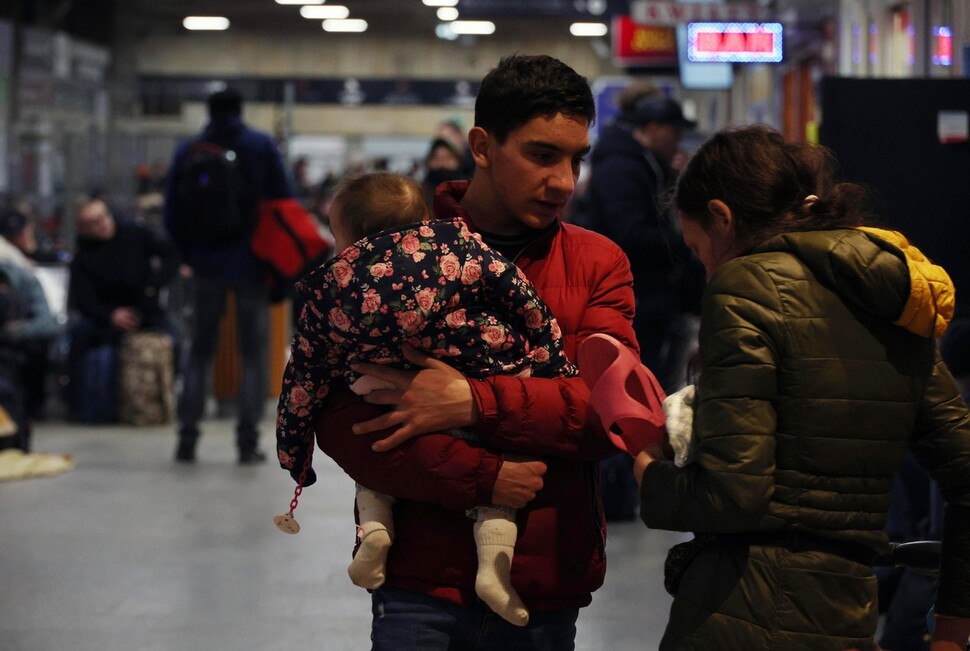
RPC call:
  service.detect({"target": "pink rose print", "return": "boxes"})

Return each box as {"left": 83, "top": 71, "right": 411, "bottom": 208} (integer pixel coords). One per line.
{"left": 278, "top": 449, "right": 295, "bottom": 469}
{"left": 369, "top": 262, "right": 392, "bottom": 279}
{"left": 550, "top": 320, "right": 563, "bottom": 340}
{"left": 400, "top": 234, "right": 421, "bottom": 255}
{"left": 533, "top": 347, "right": 551, "bottom": 364}
{"left": 331, "top": 260, "right": 355, "bottom": 288}
{"left": 440, "top": 253, "right": 461, "bottom": 281}
{"left": 298, "top": 335, "right": 313, "bottom": 355}
{"left": 482, "top": 324, "right": 507, "bottom": 350}
{"left": 488, "top": 259, "right": 507, "bottom": 275}
{"left": 411, "top": 251, "right": 426, "bottom": 263}
{"left": 524, "top": 307, "right": 544, "bottom": 329}
{"left": 344, "top": 247, "right": 360, "bottom": 262}
{"left": 329, "top": 307, "right": 352, "bottom": 332}
{"left": 361, "top": 289, "right": 382, "bottom": 315}
{"left": 445, "top": 309, "right": 468, "bottom": 328}
{"left": 396, "top": 310, "right": 425, "bottom": 334}
{"left": 419, "top": 225, "right": 435, "bottom": 237}
{"left": 461, "top": 259, "right": 483, "bottom": 285}
{"left": 415, "top": 288, "right": 436, "bottom": 313}
{"left": 289, "top": 385, "right": 311, "bottom": 407}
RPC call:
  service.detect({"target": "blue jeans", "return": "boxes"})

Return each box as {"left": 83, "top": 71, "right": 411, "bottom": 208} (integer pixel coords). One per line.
{"left": 370, "top": 587, "right": 578, "bottom": 651}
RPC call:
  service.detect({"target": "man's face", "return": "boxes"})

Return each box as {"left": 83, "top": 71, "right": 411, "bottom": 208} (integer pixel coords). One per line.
{"left": 634, "top": 122, "right": 683, "bottom": 165}
{"left": 76, "top": 200, "right": 116, "bottom": 241}
{"left": 478, "top": 113, "right": 590, "bottom": 235}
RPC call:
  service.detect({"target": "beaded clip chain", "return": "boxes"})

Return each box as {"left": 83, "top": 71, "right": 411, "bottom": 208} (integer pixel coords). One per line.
{"left": 273, "top": 443, "right": 315, "bottom": 535}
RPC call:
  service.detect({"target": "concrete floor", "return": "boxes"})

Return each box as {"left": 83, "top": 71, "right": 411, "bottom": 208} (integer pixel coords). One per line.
{"left": 0, "top": 407, "right": 686, "bottom": 651}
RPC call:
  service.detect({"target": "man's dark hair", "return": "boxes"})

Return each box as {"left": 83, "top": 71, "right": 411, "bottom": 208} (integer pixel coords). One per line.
{"left": 207, "top": 88, "right": 243, "bottom": 119}
{"left": 474, "top": 54, "right": 595, "bottom": 142}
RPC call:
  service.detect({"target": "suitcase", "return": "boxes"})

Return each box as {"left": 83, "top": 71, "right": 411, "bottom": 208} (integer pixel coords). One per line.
{"left": 118, "top": 331, "right": 175, "bottom": 426}
{"left": 77, "top": 344, "right": 119, "bottom": 424}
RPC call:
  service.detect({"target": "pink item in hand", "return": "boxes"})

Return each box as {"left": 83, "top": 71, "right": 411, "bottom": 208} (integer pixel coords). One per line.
{"left": 577, "top": 333, "right": 667, "bottom": 455}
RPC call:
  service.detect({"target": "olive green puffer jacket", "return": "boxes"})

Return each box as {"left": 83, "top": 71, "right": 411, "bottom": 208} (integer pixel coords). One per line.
{"left": 640, "top": 228, "right": 970, "bottom": 650}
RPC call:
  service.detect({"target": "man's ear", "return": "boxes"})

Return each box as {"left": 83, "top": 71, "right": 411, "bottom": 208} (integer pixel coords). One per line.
{"left": 707, "top": 199, "right": 734, "bottom": 237}
{"left": 467, "top": 127, "right": 491, "bottom": 169}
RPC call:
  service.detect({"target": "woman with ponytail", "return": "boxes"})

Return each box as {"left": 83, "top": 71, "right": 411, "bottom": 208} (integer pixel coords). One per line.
{"left": 618, "top": 125, "right": 970, "bottom": 649}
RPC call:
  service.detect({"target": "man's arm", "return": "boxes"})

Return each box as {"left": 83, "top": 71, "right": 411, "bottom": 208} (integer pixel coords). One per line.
{"left": 352, "top": 239, "right": 635, "bottom": 462}
{"left": 316, "top": 390, "right": 524, "bottom": 512}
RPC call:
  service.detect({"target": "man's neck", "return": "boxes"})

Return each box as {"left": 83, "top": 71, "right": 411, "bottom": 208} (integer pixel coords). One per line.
{"left": 459, "top": 177, "right": 524, "bottom": 237}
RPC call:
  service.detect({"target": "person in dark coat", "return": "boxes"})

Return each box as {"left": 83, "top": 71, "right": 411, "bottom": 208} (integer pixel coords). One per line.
{"left": 164, "top": 88, "right": 293, "bottom": 464}
{"left": 578, "top": 93, "right": 703, "bottom": 390}
{"left": 67, "top": 197, "right": 180, "bottom": 420}
{"left": 621, "top": 125, "right": 970, "bottom": 649}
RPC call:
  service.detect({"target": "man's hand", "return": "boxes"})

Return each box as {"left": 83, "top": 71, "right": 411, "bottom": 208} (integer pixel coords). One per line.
{"left": 110, "top": 307, "right": 141, "bottom": 331}
{"left": 492, "top": 455, "right": 547, "bottom": 509}
{"left": 351, "top": 344, "right": 477, "bottom": 452}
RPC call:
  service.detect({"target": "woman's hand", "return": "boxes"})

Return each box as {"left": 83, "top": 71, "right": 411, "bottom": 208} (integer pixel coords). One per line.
{"left": 633, "top": 443, "right": 666, "bottom": 488}
{"left": 350, "top": 344, "right": 477, "bottom": 451}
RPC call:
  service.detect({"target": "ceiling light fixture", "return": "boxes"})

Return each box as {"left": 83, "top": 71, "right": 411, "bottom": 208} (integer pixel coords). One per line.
{"left": 570, "top": 22, "right": 608, "bottom": 37}
{"left": 274, "top": 0, "right": 324, "bottom": 5}
{"left": 300, "top": 5, "right": 350, "bottom": 19}
{"left": 448, "top": 20, "right": 495, "bottom": 35}
{"left": 437, "top": 7, "right": 459, "bottom": 21}
{"left": 423, "top": 0, "right": 459, "bottom": 7}
{"left": 322, "top": 18, "right": 368, "bottom": 32}
{"left": 183, "top": 16, "right": 230, "bottom": 30}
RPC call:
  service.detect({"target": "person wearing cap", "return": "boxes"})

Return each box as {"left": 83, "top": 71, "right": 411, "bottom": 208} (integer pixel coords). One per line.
{"left": 421, "top": 136, "right": 468, "bottom": 202}
{"left": 164, "top": 88, "right": 293, "bottom": 465}
{"left": 577, "top": 89, "right": 706, "bottom": 522}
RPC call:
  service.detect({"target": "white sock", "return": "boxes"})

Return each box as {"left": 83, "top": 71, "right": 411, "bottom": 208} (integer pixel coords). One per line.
{"left": 348, "top": 488, "right": 395, "bottom": 590}
{"left": 473, "top": 508, "right": 529, "bottom": 627}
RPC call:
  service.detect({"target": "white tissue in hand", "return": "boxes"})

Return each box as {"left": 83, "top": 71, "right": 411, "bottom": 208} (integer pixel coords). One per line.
{"left": 662, "top": 385, "right": 696, "bottom": 467}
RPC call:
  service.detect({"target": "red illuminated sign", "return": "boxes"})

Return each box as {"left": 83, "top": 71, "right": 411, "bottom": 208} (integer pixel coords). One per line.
{"left": 687, "top": 22, "right": 783, "bottom": 63}
{"left": 612, "top": 15, "right": 678, "bottom": 68}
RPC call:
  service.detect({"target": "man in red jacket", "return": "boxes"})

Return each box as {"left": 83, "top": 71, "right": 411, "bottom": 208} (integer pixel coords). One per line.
{"left": 309, "top": 54, "right": 638, "bottom": 649}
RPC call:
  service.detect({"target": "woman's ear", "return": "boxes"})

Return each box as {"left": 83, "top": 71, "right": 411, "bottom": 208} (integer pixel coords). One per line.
{"left": 707, "top": 199, "right": 734, "bottom": 237}
{"left": 467, "top": 127, "right": 490, "bottom": 169}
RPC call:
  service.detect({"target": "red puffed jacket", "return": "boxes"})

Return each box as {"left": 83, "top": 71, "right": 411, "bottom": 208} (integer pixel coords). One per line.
{"left": 315, "top": 180, "right": 637, "bottom": 612}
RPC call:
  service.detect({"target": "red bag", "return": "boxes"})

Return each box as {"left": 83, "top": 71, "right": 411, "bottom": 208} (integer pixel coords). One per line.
{"left": 251, "top": 198, "right": 333, "bottom": 296}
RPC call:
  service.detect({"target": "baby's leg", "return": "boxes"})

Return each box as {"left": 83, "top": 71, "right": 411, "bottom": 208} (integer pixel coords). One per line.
{"left": 348, "top": 485, "right": 394, "bottom": 589}
{"left": 474, "top": 506, "right": 529, "bottom": 627}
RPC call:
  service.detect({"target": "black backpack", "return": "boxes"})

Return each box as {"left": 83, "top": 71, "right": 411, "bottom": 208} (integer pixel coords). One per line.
{"left": 176, "top": 139, "right": 250, "bottom": 245}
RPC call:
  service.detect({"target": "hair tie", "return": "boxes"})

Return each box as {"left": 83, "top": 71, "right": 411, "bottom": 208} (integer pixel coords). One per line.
{"left": 803, "top": 194, "right": 819, "bottom": 207}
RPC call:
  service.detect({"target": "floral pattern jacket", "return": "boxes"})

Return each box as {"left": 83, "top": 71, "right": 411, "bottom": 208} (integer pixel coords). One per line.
{"left": 276, "top": 217, "right": 577, "bottom": 474}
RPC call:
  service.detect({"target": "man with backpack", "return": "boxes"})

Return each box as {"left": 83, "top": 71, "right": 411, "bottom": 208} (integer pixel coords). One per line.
{"left": 164, "top": 88, "right": 293, "bottom": 465}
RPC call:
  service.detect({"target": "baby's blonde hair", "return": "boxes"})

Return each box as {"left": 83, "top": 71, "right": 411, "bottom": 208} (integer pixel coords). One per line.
{"left": 332, "top": 172, "right": 432, "bottom": 242}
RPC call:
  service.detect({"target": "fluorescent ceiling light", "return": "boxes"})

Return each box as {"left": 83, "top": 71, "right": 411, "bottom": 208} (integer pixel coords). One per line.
{"left": 183, "top": 16, "right": 230, "bottom": 30}
{"left": 323, "top": 18, "right": 368, "bottom": 32}
{"left": 436, "top": 23, "right": 459, "bottom": 40}
{"left": 300, "top": 5, "right": 350, "bottom": 19}
{"left": 570, "top": 22, "right": 608, "bottom": 37}
{"left": 437, "top": 7, "right": 459, "bottom": 21}
{"left": 275, "top": 0, "right": 324, "bottom": 4}
{"left": 423, "top": 0, "right": 458, "bottom": 6}
{"left": 449, "top": 20, "right": 495, "bottom": 35}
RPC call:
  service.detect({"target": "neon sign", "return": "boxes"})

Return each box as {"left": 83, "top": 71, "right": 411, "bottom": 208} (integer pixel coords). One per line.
{"left": 933, "top": 26, "right": 953, "bottom": 66}
{"left": 687, "top": 22, "right": 783, "bottom": 63}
